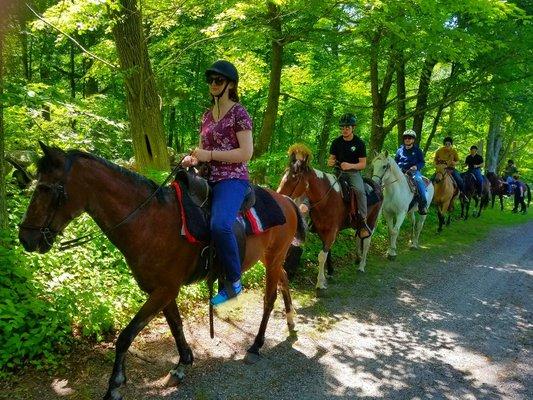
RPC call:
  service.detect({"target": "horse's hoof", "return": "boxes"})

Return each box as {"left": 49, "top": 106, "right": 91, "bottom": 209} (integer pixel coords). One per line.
{"left": 357, "top": 268, "right": 365, "bottom": 274}
{"left": 166, "top": 365, "right": 186, "bottom": 386}
{"left": 387, "top": 254, "right": 396, "bottom": 261}
{"left": 244, "top": 351, "right": 262, "bottom": 365}
{"left": 103, "top": 391, "right": 123, "bottom": 400}
{"left": 315, "top": 287, "right": 328, "bottom": 297}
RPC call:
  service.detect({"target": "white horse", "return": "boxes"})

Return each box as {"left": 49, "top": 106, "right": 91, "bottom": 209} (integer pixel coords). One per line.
{"left": 371, "top": 151, "right": 434, "bottom": 259}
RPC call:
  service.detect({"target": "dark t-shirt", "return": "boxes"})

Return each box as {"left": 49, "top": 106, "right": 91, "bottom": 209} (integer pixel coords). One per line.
{"left": 329, "top": 135, "right": 366, "bottom": 164}
{"left": 465, "top": 154, "right": 483, "bottom": 169}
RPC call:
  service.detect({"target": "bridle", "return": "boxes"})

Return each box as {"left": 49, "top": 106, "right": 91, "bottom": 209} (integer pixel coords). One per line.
{"left": 18, "top": 156, "right": 74, "bottom": 247}
{"left": 19, "top": 153, "right": 183, "bottom": 251}
{"left": 18, "top": 181, "right": 68, "bottom": 247}
{"left": 372, "top": 160, "right": 392, "bottom": 185}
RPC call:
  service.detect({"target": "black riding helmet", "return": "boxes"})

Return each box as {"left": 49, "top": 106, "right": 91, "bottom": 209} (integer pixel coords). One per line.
{"left": 443, "top": 136, "right": 453, "bottom": 145}
{"left": 339, "top": 113, "right": 356, "bottom": 127}
{"left": 205, "top": 60, "right": 239, "bottom": 83}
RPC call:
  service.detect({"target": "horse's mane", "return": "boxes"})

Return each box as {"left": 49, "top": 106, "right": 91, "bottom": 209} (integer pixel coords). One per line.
{"left": 287, "top": 143, "right": 313, "bottom": 162}
{"left": 38, "top": 148, "right": 167, "bottom": 202}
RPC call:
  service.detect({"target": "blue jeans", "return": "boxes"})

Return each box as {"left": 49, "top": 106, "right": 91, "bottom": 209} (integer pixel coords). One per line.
{"left": 210, "top": 179, "right": 249, "bottom": 283}
{"left": 469, "top": 168, "right": 483, "bottom": 193}
{"left": 410, "top": 170, "right": 427, "bottom": 207}
{"left": 449, "top": 169, "right": 464, "bottom": 192}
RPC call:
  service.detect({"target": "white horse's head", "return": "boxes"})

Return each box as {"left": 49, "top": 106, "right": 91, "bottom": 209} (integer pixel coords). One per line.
{"left": 371, "top": 150, "right": 393, "bottom": 184}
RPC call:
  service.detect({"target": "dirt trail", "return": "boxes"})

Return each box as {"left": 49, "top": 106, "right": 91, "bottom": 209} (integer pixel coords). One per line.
{"left": 3, "top": 221, "right": 532, "bottom": 400}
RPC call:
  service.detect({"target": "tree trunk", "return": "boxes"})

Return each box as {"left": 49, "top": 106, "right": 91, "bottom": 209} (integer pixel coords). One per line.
{"left": 485, "top": 109, "right": 504, "bottom": 173}
{"left": 255, "top": 2, "right": 283, "bottom": 158}
{"left": 369, "top": 32, "right": 395, "bottom": 154}
{"left": 317, "top": 106, "right": 334, "bottom": 167}
{"left": 0, "top": 27, "right": 7, "bottom": 230}
{"left": 412, "top": 58, "right": 436, "bottom": 144}
{"left": 111, "top": 0, "right": 169, "bottom": 171}
{"left": 396, "top": 51, "right": 406, "bottom": 147}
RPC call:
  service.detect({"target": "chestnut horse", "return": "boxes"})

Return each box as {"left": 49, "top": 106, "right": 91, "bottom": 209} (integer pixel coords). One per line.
{"left": 432, "top": 163, "right": 458, "bottom": 232}
{"left": 19, "top": 143, "right": 304, "bottom": 400}
{"left": 277, "top": 144, "right": 383, "bottom": 291}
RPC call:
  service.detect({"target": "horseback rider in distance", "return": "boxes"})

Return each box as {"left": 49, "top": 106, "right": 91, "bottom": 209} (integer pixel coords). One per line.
{"left": 434, "top": 136, "right": 465, "bottom": 198}
{"left": 327, "top": 113, "right": 371, "bottom": 239}
{"left": 464, "top": 145, "right": 484, "bottom": 196}
{"left": 395, "top": 129, "right": 428, "bottom": 215}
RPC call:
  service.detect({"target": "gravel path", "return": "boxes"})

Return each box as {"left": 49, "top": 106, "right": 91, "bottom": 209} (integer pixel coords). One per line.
{"left": 4, "top": 221, "right": 532, "bottom": 399}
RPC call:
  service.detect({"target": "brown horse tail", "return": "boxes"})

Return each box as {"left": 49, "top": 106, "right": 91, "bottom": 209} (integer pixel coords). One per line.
{"left": 287, "top": 197, "right": 306, "bottom": 243}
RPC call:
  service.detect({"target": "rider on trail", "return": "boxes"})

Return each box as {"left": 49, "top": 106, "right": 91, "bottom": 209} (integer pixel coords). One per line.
{"left": 464, "top": 145, "right": 484, "bottom": 196}
{"left": 327, "top": 113, "right": 371, "bottom": 238}
{"left": 395, "top": 130, "right": 428, "bottom": 215}
{"left": 434, "top": 136, "right": 465, "bottom": 195}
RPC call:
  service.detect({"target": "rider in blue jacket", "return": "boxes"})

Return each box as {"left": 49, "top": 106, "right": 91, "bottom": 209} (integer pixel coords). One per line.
{"left": 395, "top": 130, "right": 427, "bottom": 215}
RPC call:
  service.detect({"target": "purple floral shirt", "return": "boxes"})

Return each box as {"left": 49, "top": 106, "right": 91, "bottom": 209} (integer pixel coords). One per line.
{"left": 200, "top": 103, "right": 253, "bottom": 182}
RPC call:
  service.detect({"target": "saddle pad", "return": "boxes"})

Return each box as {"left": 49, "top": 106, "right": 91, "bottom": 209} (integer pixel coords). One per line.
{"left": 172, "top": 182, "right": 286, "bottom": 244}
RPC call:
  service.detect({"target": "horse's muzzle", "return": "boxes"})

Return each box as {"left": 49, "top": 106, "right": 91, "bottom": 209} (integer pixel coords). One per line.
{"left": 19, "top": 229, "right": 54, "bottom": 254}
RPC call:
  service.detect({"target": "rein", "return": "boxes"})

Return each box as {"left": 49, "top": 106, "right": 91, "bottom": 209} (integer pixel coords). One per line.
{"left": 21, "top": 154, "right": 185, "bottom": 251}
{"left": 372, "top": 162, "right": 399, "bottom": 188}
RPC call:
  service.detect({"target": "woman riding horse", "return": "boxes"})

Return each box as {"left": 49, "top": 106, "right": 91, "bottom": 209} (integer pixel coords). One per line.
{"left": 19, "top": 147, "right": 304, "bottom": 397}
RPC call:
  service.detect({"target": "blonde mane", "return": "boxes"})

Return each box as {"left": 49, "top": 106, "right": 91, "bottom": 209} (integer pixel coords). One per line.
{"left": 288, "top": 143, "right": 313, "bottom": 163}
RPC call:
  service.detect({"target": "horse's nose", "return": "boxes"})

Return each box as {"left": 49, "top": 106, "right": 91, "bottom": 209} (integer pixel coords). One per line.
{"left": 18, "top": 231, "right": 37, "bottom": 252}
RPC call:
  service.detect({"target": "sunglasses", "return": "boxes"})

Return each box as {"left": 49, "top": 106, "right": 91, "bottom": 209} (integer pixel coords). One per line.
{"left": 206, "top": 76, "right": 227, "bottom": 85}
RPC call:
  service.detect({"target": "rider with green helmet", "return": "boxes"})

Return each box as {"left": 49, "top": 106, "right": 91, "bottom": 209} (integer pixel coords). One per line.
{"left": 327, "top": 113, "right": 371, "bottom": 238}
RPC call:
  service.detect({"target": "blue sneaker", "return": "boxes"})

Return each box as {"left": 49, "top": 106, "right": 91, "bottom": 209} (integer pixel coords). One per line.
{"left": 211, "top": 281, "right": 242, "bottom": 306}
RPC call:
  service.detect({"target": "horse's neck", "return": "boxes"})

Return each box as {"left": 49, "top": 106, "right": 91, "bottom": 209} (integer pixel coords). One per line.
{"left": 383, "top": 159, "right": 412, "bottom": 200}
{"left": 307, "top": 169, "right": 338, "bottom": 205}
{"left": 78, "top": 159, "right": 159, "bottom": 232}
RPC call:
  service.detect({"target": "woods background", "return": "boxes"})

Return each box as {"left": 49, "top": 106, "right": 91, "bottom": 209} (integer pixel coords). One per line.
{"left": 0, "top": 0, "right": 531, "bottom": 375}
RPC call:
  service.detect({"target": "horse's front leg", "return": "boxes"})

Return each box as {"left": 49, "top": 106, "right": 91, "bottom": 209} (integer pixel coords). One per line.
{"left": 163, "top": 299, "right": 193, "bottom": 385}
{"left": 388, "top": 211, "right": 406, "bottom": 258}
{"left": 316, "top": 231, "right": 335, "bottom": 290}
{"left": 358, "top": 236, "right": 372, "bottom": 273}
{"left": 104, "top": 288, "right": 175, "bottom": 400}
{"left": 411, "top": 213, "right": 427, "bottom": 248}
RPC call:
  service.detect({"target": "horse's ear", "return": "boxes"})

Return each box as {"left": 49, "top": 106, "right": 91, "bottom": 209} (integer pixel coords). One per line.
{"left": 373, "top": 150, "right": 379, "bottom": 157}
{"left": 384, "top": 149, "right": 389, "bottom": 157}
{"left": 39, "top": 141, "right": 51, "bottom": 157}
{"left": 289, "top": 152, "right": 296, "bottom": 163}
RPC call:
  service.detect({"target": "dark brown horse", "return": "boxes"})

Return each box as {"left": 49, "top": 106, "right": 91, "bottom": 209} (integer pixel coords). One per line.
{"left": 460, "top": 171, "right": 491, "bottom": 219}
{"left": 486, "top": 171, "right": 509, "bottom": 210}
{"left": 19, "top": 143, "right": 304, "bottom": 400}
{"left": 277, "top": 144, "right": 382, "bottom": 291}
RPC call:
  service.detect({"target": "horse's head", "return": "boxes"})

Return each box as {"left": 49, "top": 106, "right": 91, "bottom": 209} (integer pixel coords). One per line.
{"left": 434, "top": 162, "right": 447, "bottom": 182}
{"left": 19, "top": 142, "right": 84, "bottom": 253}
{"left": 277, "top": 143, "right": 313, "bottom": 198}
{"left": 371, "top": 150, "right": 391, "bottom": 184}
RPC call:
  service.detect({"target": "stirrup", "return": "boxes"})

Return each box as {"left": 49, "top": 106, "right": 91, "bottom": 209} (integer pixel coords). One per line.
{"left": 358, "top": 219, "right": 372, "bottom": 239}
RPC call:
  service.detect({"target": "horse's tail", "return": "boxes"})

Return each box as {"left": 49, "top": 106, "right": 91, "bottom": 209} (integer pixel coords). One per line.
{"left": 527, "top": 184, "right": 531, "bottom": 207}
{"left": 287, "top": 197, "right": 306, "bottom": 243}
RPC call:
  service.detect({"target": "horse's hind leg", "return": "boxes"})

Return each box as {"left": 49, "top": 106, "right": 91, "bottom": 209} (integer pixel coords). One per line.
{"left": 163, "top": 299, "right": 193, "bottom": 384}
{"left": 411, "top": 213, "right": 426, "bottom": 248}
{"left": 104, "top": 289, "right": 175, "bottom": 400}
{"left": 245, "top": 253, "right": 284, "bottom": 364}
{"left": 278, "top": 269, "right": 296, "bottom": 333}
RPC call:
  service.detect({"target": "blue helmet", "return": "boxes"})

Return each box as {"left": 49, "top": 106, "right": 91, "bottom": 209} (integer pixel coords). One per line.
{"left": 205, "top": 60, "right": 239, "bottom": 83}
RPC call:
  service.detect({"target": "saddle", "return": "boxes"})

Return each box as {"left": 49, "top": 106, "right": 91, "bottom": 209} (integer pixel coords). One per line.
{"left": 172, "top": 167, "right": 285, "bottom": 285}
{"left": 337, "top": 175, "right": 382, "bottom": 229}
{"left": 405, "top": 172, "right": 430, "bottom": 194}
